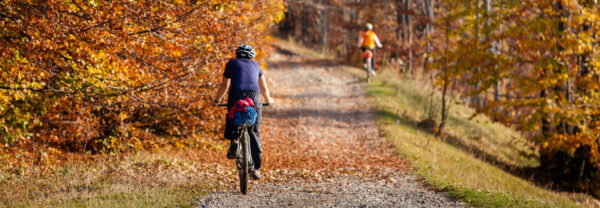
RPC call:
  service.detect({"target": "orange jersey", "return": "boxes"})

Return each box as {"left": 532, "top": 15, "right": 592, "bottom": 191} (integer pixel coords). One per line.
{"left": 361, "top": 30, "right": 376, "bottom": 49}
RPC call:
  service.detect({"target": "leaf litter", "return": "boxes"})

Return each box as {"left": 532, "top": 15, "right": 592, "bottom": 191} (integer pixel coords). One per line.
{"left": 197, "top": 44, "right": 466, "bottom": 207}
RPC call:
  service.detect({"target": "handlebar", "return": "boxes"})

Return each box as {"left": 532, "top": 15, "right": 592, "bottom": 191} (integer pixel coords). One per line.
{"left": 217, "top": 103, "right": 270, "bottom": 107}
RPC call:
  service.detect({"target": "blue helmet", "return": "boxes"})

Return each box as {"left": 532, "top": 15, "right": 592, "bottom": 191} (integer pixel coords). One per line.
{"left": 235, "top": 44, "right": 256, "bottom": 59}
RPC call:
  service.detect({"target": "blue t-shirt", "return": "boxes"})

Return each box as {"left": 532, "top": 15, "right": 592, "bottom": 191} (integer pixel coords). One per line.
{"left": 223, "top": 58, "right": 263, "bottom": 91}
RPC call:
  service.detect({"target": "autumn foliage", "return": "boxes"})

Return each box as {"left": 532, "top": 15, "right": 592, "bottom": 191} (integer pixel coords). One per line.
{"left": 282, "top": 0, "right": 600, "bottom": 197}
{"left": 431, "top": 0, "right": 600, "bottom": 194}
{"left": 0, "top": 0, "right": 284, "bottom": 153}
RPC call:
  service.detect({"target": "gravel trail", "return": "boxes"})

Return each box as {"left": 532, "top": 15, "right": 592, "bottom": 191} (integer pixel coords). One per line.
{"left": 197, "top": 43, "right": 465, "bottom": 208}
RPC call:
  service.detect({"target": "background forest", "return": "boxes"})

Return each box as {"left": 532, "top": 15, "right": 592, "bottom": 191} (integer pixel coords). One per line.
{"left": 281, "top": 0, "right": 600, "bottom": 197}
{"left": 1, "top": 0, "right": 600, "bottom": 205}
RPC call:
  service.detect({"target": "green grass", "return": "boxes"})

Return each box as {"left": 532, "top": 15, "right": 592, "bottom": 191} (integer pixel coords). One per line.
{"left": 353, "top": 68, "right": 596, "bottom": 208}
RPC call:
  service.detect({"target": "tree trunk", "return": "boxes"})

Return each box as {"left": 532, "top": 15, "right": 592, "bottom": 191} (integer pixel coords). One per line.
{"left": 320, "top": 7, "right": 328, "bottom": 51}
{"left": 470, "top": 0, "right": 482, "bottom": 109}
{"left": 435, "top": 78, "right": 449, "bottom": 137}
{"left": 424, "top": 0, "right": 434, "bottom": 70}
{"left": 406, "top": 0, "right": 413, "bottom": 74}
{"left": 485, "top": 0, "right": 501, "bottom": 116}
{"left": 540, "top": 88, "right": 551, "bottom": 136}
{"left": 396, "top": 0, "right": 404, "bottom": 64}
{"left": 435, "top": 19, "right": 451, "bottom": 138}
{"left": 293, "top": 3, "right": 304, "bottom": 38}
{"left": 401, "top": 0, "right": 407, "bottom": 41}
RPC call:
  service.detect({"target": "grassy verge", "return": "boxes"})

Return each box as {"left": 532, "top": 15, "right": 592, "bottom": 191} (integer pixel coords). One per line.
{"left": 352, "top": 68, "right": 597, "bottom": 207}
{"left": 41, "top": 187, "right": 196, "bottom": 208}
{"left": 274, "top": 37, "right": 336, "bottom": 60}
{"left": 0, "top": 147, "right": 235, "bottom": 208}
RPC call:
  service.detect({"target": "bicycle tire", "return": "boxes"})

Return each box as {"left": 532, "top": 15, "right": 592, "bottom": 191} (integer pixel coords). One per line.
{"left": 239, "top": 128, "right": 250, "bottom": 195}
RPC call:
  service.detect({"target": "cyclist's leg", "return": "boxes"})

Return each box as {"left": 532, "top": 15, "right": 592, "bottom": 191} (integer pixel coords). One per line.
{"left": 225, "top": 91, "right": 250, "bottom": 141}
{"left": 249, "top": 104, "right": 263, "bottom": 170}
{"left": 226, "top": 90, "right": 263, "bottom": 167}
{"left": 361, "top": 47, "right": 367, "bottom": 65}
{"left": 249, "top": 125, "right": 262, "bottom": 170}
{"left": 371, "top": 47, "right": 376, "bottom": 71}
{"left": 224, "top": 114, "right": 236, "bottom": 139}
{"left": 225, "top": 93, "right": 240, "bottom": 159}
{"left": 244, "top": 91, "right": 263, "bottom": 170}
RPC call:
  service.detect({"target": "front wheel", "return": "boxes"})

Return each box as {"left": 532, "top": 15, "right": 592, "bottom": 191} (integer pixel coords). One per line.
{"left": 238, "top": 129, "right": 250, "bottom": 194}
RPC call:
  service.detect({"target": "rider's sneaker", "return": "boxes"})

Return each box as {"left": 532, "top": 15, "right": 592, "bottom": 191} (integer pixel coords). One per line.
{"left": 250, "top": 169, "right": 261, "bottom": 180}
{"left": 227, "top": 140, "right": 238, "bottom": 159}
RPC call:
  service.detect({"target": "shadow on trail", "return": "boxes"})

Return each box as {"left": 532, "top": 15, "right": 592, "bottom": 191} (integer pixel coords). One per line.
{"left": 274, "top": 45, "right": 298, "bottom": 56}
{"left": 346, "top": 80, "right": 364, "bottom": 85}
{"left": 265, "top": 108, "right": 375, "bottom": 124}
{"left": 276, "top": 92, "right": 362, "bottom": 99}
{"left": 269, "top": 59, "right": 341, "bottom": 70}
{"left": 270, "top": 44, "right": 349, "bottom": 69}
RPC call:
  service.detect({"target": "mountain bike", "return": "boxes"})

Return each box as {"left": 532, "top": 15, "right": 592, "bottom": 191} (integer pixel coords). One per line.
{"left": 218, "top": 103, "right": 269, "bottom": 195}
{"left": 362, "top": 49, "right": 374, "bottom": 83}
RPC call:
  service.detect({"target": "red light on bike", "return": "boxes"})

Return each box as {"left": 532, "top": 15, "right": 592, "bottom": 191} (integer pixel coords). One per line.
{"left": 362, "top": 50, "right": 373, "bottom": 58}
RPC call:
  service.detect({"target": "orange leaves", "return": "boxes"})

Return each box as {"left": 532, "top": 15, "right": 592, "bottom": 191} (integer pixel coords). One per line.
{"left": 0, "top": 0, "right": 285, "bottom": 153}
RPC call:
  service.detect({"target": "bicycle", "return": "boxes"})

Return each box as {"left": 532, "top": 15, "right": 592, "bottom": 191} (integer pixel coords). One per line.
{"left": 362, "top": 49, "right": 374, "bottom": 83}
{"left": 218, "top": 103, "right": 269, "bottom": 195}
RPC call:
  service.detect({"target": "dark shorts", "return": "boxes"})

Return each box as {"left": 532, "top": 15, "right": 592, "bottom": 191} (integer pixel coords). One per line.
{"left": 361, "top": 47, "right": 376, "bottom": 70}
{"left": 224, "top": 90, "right": 263, "bottom": 169}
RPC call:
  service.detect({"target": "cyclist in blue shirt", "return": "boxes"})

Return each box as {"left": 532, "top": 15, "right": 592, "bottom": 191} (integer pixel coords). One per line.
{"left": 213, "top": 45, "right": 275, "bottom": 180}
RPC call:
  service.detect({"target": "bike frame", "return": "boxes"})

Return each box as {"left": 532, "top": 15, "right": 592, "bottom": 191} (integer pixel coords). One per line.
{"left": 218, "top": 103, "right": 269, "bottom": 195}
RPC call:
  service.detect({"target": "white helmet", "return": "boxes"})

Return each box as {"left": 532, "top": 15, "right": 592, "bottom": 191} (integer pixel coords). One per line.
{"left": 365, "top": 23, "right": 373, "bottom": 30}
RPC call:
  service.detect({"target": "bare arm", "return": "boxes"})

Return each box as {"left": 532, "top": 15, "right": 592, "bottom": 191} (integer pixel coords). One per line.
{"left": 259, "top": 75, "right": 274, "bottom": 104}
{"left": 213, "top": 76, "right": 230, "bottom": 104}
{"left": 358, "top": 36, "right": 364, "bottom": 47}
{"left": 374, "top": 34, "right": 383, "bottom": 48}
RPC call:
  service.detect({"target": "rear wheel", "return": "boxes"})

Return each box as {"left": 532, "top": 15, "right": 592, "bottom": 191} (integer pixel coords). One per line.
{"left": 238, "top": 129, "right": 250, "bottom": 194}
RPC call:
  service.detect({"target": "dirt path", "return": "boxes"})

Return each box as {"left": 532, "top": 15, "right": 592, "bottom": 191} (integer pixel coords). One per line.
{"left": 197, "top": 43, "right": 464, "bottom": 207}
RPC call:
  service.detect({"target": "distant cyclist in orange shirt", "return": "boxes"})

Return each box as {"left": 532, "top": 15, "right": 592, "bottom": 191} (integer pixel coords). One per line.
{"left": 358, "top": 23, "right": 383, "bottom": 75}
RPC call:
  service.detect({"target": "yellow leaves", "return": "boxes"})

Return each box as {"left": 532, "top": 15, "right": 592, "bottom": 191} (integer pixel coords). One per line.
{"left": 173, "top": 140, "right": 185, "bottom": 149}
{"left": 171, "top": 50, "right": 182, "bottom": 58}
{"left": 88, "top": 0, "right": 97, "bottom": 7}
{"left": 195, "top": 35, "right": 215, "bottom": 51}
{"left": 433, "top": 0, "right": 600, "bottom": 165}
{"left": 94, "top": 51, "right": 107, "bottom": 61}
{"left": 0, "top": 95, "right": 10, "bottom": 107}
{"left": 259, "top": 61, "right": 268, "bottom": 71}
{"left": 68, "top": 3, "right": 79, "bottom": 12}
